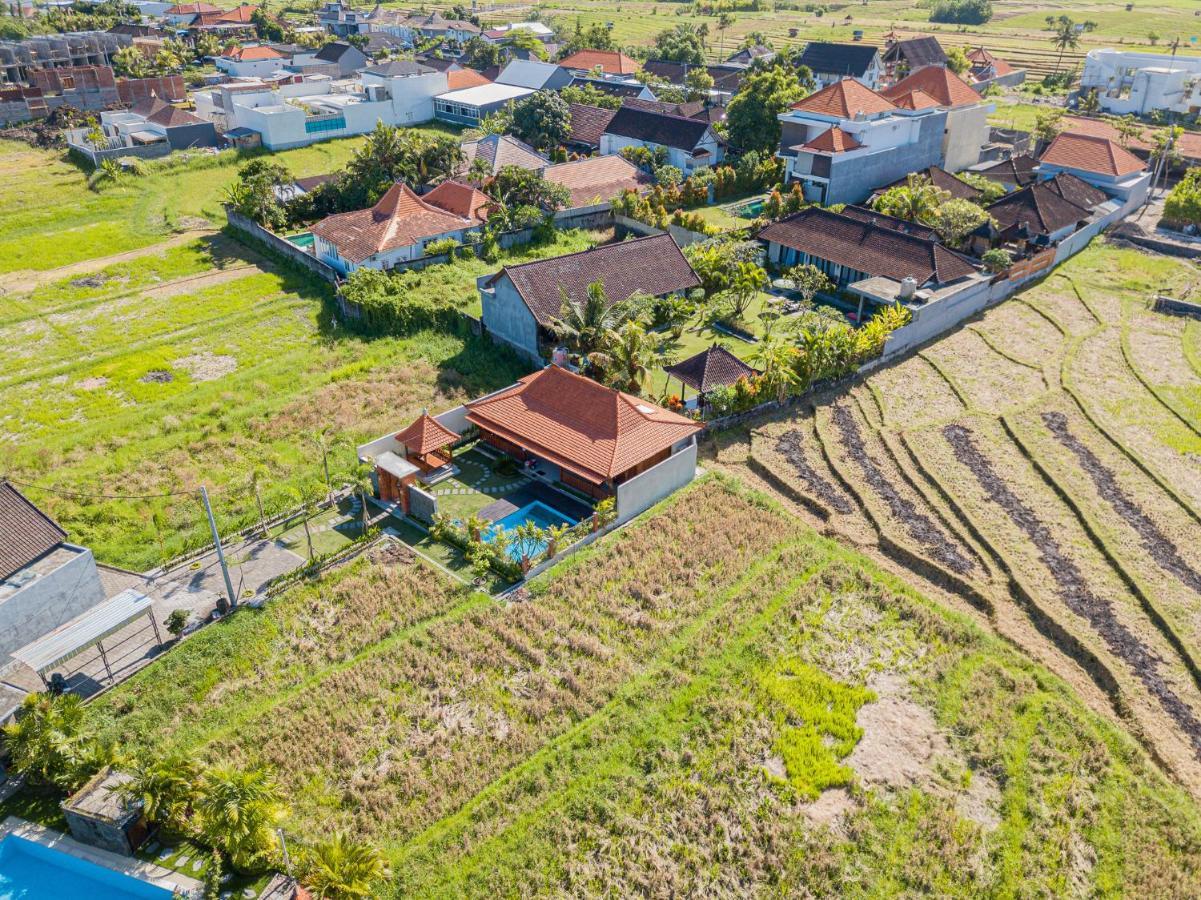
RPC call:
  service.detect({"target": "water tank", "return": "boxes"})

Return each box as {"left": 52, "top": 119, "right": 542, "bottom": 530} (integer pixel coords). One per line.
{"left": 552, "top": 346, "right": 570, "bottom": 367}
{"left": 898, "top": 276, "right": 918, "bottom": 301}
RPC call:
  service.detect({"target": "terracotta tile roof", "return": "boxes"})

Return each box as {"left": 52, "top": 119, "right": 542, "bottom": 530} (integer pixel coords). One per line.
{"left": 603, "top": 104, "right": 714, "bottom": 152}
{"left": 879, "top": 165, "right": 982, "bottom": 201}
{"left": 311, "top": 182, "right": 474, "bottom": 263}
{"left": 395, "top": 412, "right": 458, "bottom": 455}
{"left": 881, "top": 65, "right": 980, "bottom": 108}
{"left": 459, "top": 134, "right": 547, "bottom": 176}
{"left": 0, "top": 481, "right": 66, "bottom": 581}
{"left": 663, "top": 345, "right": 759, "bottom": 394}
{"left": 802, "top": 125, "right": 861, "bottom": 152}
{"left": 967, "top": 46, "right": 1015, "bottom": 77}
{"left": 790, "top": 78, "right": 896, "bottom": 118}
{"left": 216, "top": 5, "right": 256, "bottom": 22}
{"left": 422, "top": 180, "right": 494, "bottom": 222}
{"left": 759, "top": 207, "right": 977, "bottom": 286}
{"left": 447, "top": 67, "right": 490, "bottom": 90}
{"left": 888, "top": 88, "right": 940, "bottom": 110}
{"left": 976, "top": 153, "right": 1040, "bottom": 187}
{"left": 987, "top": 180, "right": 1096, "bottom": 238}
{"left": 489, "top": 234, "right": 699, "bottom": 327}
{"left": 1059, "top": 115, "right": 1152, "bottom": 153}
{"left": 566, "top": 102, "right": 616, "bottom": 148}
{"left": 133, "top": 96, "right": 205, "bottom": 127}
{"left": 222, "top": 44, "right": 283, "bottom": 61}
{"left": 465, "top": 365, "right": 700, "bottom": 483}
{"left": 1040, "top": 131, "right": 1146, "bottom": 178}
{"left": 542, "top": 156, "right": 651, "bottom": 207}
{"left": 559, "top": 49, "right": 639, "bottom": 75}
{"left": 165, "top": 1, "right": 219, "bottom": 13}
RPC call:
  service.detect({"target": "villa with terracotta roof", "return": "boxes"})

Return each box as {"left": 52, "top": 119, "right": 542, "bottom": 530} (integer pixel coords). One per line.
{"left": 311, "top": 182, "right": 480, "bottom": 274}
{"left": 422, "top": 180, "right": 495, "bottom": 223}
{"left": 541, "top": 156, "right": 652, "bottom": 210}
{"left": 480, "top": 234, "right": 699, "bottom": 362}
{"left": 965, "top": 47, "right": 1025, "bottom": 89}
{"left": 214, "top": 43, "right": 288, "bottom": 78}
{"left": 776, "top": 78, "right": 948, "bottom": 205}
{"left": 1038, "top": 131, "right": 1149, "bottom": 200}
{"left": 880, "top": 66, "right": 992, "bottom": 171}
{"left": 558, "top": 49, "right": 640, "bottom": 77}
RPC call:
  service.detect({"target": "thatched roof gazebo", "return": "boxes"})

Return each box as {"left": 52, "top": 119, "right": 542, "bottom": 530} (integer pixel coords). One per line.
{"left": 663, "top": 345, "right": 760, "bottom": 407}
{"left": 396, "top": 411, "right": 459, "bottom": 472}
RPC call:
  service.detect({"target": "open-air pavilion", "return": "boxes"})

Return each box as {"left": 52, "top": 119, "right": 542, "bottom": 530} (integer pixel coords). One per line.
{"left": 663, "top": 344, "right": 760, "bottom": 412}
{"left": 395, "top": 412, "right": 459, "bottom": 473}
{"left": 10, "top": 588, "right": 162, "bottom": 688}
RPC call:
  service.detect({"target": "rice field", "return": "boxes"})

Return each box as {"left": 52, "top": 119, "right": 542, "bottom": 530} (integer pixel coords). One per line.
{"left": 84, "top": 478, "right": 1201, "bottom": 895}
{"left": 741, "top": 240, "right": 1201, "bottom": 796}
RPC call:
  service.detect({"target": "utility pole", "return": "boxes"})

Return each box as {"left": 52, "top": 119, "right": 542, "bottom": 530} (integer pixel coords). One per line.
{"left": 200, "top": 486, "right": 237, "bottom": 610}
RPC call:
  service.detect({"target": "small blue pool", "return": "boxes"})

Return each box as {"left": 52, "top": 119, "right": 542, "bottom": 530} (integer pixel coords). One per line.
{"left": 0, "top": 835, "right": 173, "bottom": 900}
{"left": 484, "top": 500, "right": 576, "bottom": 560}
{"left": 286, "top": 231, "right": 315, "bottom": 250}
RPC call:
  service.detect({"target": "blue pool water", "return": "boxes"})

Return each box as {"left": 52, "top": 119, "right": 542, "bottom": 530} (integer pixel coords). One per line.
{"left": 286, "top": 231, "right": 315, "bottom": 250}
{"left": 0, "top": 835, "right": 172, "bottom": 900}
{"left": 484, "top": 500, "right": 576, "bottom": 560}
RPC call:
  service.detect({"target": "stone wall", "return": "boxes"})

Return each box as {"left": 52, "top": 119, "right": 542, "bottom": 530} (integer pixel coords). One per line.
{"left": 225, "top": 207, "right": 342, "bottom": 283}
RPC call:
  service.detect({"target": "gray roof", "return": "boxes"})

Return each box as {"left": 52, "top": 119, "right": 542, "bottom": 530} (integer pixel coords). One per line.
{"left": 495, "top": 58, "right": 566, "bottom": 90}
{"left": 0, "top": 482, "right": 66, "bottom": 581}
{"left": 12, "top": 589, "right": 152, "bottom": 675}
{"left": 365, "top": 59, "right": 434, "bottom": 77}
{"left": 797, "top": 41, "right": 880, "bottom": 77}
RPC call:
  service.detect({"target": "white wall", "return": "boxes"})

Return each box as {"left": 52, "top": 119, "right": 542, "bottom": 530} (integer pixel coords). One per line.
{"left": 599, "top": 133, "right": 723, "bottom": 172}
{"left": 615, "top": 442, "right": 697, "bottom": 525}
{"left": 1082, "top": 48, "right": 1201, "bottom": 115}
{"left": 0, "top": 547, "right": 106, "bottom": 667}
{"left": 215, "top": 56, "right": 289, "bottom": 79}
{"left": 942, "top": 104, "right": 991, "bottom": 173}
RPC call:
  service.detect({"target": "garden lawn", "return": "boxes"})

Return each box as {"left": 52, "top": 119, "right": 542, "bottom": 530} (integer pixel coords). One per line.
{"left": 648, "top": 292, "right": 774, "bottom": 397}
{"left": 78, "top": 476, "right": 1201, "bottom": 896}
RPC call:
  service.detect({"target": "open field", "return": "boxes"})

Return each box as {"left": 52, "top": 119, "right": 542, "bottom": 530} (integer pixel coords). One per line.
{"left": 728, "top": 240, "right": 1201, "bottom": 795}
{"left": 0, "top": 141, "right": 611, "bottom": 570}
{"left": 76, "top": 478, "right": 1201, "bottom": 895}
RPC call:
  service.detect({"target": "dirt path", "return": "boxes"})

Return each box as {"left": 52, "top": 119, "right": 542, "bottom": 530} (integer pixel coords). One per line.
{"left": 0, "top": 228, "right": 216, "bottom": 294}
{"left": 138, "top": 263, "right": 261, "bottom": 300}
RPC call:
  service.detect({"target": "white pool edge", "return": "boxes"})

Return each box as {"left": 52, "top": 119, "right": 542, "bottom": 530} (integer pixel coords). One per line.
{"left": 0, "top": 816, "right": 202, "bottom": 895}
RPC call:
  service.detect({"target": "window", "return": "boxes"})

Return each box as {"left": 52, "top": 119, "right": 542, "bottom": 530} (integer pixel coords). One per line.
{"left": 305, "top": 115, "right": 346, "bottom": 134}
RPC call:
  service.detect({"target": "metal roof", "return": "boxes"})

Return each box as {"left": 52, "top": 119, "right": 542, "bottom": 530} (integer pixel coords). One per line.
{"left": 435, "top": 82, "right": 534, "bottom": 105}
{"left": 11, "top": 589, "right": 152, "bottom": 675}
{"left": 375, "top": 451, "right": 420, "bottom": 481}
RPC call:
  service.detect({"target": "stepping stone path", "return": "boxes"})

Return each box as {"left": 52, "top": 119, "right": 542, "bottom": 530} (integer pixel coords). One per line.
{"left": 243, "top": 889, "right": 257, "bottom": 898}
{"left": 192, "top": 858, "right": 204, "bottom": 871}
{"left": 176, "top": 855, "right": 189, "bottom": 867}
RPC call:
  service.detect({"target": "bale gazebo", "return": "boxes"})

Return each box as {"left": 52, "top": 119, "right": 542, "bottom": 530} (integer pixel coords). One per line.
{"left": 662, "top": 344, "right": 760, "bottom": 412}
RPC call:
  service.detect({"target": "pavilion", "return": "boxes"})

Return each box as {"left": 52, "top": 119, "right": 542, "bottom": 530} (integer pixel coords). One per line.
{"left": 395, "top": 411, "right": 459, "bottom": 473}
{"left": 663, "top": 344, "right": 760, "bottom": 411}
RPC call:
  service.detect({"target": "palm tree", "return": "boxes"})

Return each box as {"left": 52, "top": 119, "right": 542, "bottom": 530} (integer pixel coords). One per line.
{"left": 873, "top": 175, "right": 948, "bottom": 226}
{"left": 119, "top": 755, "right": 201, "bottom": 834}
{"left": 717, "top": 12, "right": 735, "bottom": 60}
{"left": 351, "top": 462, "right": 374, "bottom": 538}
{"left": 550, "top": 280, "right": 632, "bottom": 357}
{"left": 509, "top": 522, "right": 545, "bottom": 574}
{"left": 464, "top": 514, "right": 490, "bottom": 543}
{"left": 2, "top": 693, "right": 93, "bottom": 790}
{"left": 1046, "top": 15, "right": 1094, "bottom": 76}
{"left": 196, "top": 765, "right": 287, "bottom": 873}
{"left": 303, "top": 833, "right": 389, "bottom": 900}
{"left": 751, "top": 337, "right": 800, "bottom": 402}
{"left": 543, "top": 523, "right": 570, "bottom": 559}
{"left": 248, "top": 466, "right": 269, "bottom": 537}
{"left": 726, "top": 262, "right": 768, "bottom": 320}
{"left": 594, "top": 320, "right": 662, "bottom": 394}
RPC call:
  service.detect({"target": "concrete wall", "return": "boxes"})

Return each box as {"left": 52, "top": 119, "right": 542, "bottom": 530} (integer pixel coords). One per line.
{"left": 819, "top": 113, "right": 946, "bottom": 205}
{"left": 942, "top": 104, "right": 991, "bottom": 173}
{"left": 163, "top": 121, "right": 218, "bottom": 150}
{"left": 65, "top": 135, "right": 172, "bottom": 168}
{"left": 408, "top": 485, "right": 438, "bottom": 523}
{"left": 0, "top": 546, "right": 106, "bottom": 666}
{"left": 226, "top": 207, "right": 342, "bottom": 282}
{"left": 480, "top": 271, "right": 542, "bottom": 363}
{"left": 598, "top": 132, "right": 723, "bottom": 172}
{"left": 615, "top": 441, "right": 697, "bottom": 525}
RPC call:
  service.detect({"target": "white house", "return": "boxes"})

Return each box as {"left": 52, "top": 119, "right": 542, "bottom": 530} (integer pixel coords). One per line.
{"left": 196, "top": 63, "right": 447, "bottom": 149}
{"left": 1080, "top": 48, "right": 1201, "bottom": 116}
{"left": 481, "top": 21, "right": 555, "bottom": 44}
{"left": 214, "top": 44, "right": 291, "bottom": 79}
{"left": 1038, "top": 130, "right": 1151, "bottom": 210}
{"left": 599, "top": 104, "right": 724, "bottom": 173}
{"left": 311, "top": 182, "right": 478, "bottom": 274}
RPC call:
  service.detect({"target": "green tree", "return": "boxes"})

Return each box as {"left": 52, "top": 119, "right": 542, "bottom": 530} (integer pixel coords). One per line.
{"left": 487, "top": 164, "right": 570, "bottom": 211}
{"left": 945, "top": 46, "right": 970, "bottom": 76}
{"left": 302, "top": 832, "right": 389, "bottom": 900}
{"left": 511, "top": 90, "right": 572, "bottom": 150}
{"left": 932, "top": 198, "right": 992, "bottom": 248}
{"left": 1, "top": 693, "right": 103, "bottom": 790}
{"left": 193, "top": 33, "right": 220, "bottom": 60}
{"left": 751, "top": 336, "right": 799, "bottom": 402}
{"left": 684, "top": 66, "right": 715, "bottom": 101}
{"left": 1045, "top": 15, "right": 1095, "bottom": 76}
{"left": 873, "top": 175, "right": 949, "bottom": 224}
{"left": 224, "top": 159, "right": 292, "bottom": 230}
{"left": 560, "top": 81, "right": 622, "bottom": 110}
{"left": 202, "top": 849, "right": 223, "bottom": 900}
{"left": 118, "top": 755, "right": 201, "bottom": 834}
{"left": 1033, "top": 108, "right": 1064, "bottom": 145}
{"left": 595, "top": 320, "right": 661, "bottom": 393}
{"left": 550, "top": 280, "right": 634, "bottom": 356}
{"left": 112, "top": 44, "right": 148, "bottom": 78}
{"left": 343, "top": 122, "right": 463, "bottom": 206}
{"left": 197, "top": 765, "right": 287, "bottom": 873}
{"left": 1113, "top": 114, "right": 1144, "bottom": 148}
{"left": 507, "top": 28, "right": 548, "bottom": 60}
{"left": 717, "top": 12, "right": 736, "bottom": 59}
{"left": 725, "top": 63, "right": 809, "bottom": 153}
{"left": 724, "top": 261, "right": 768, "bottom": 320}
{"left": 560, "top": 21, "right": 614, "bottom": 55}
{"left": 461, "top": 35, "right": 503, "bottom": 69}
{"left": 786, "top": 263, "right": 833, "bottom": 305}
{"left": 508, "top": 521, "right": 546, "bottom": 574}
{"left": 653, "top": 24, "right": 705, "bottom": 65}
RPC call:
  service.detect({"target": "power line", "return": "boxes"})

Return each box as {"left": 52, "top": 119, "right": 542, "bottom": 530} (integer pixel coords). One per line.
{"left": 1, "top": 475, "right": 203, "bottom": 501}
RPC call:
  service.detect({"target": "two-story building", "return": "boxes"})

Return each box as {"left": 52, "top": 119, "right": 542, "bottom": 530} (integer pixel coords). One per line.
{"left": 796, "top": 41, "right": 883, "bottom": 90}
{"left": 880, "top": 65, "right": 992, "bottom": 173}
{"left": 1080, "top": 48, "right": 1201, "bottom": 117}
{"left": 599, "top": 104, "right": 725, "bottom": 173}
{"left": 311, "top": 181, "right": 479, "bottom": 274}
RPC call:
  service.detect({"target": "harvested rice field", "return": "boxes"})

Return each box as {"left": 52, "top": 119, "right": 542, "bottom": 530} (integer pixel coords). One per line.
{"left": 737, "top": 241, "right": 1201, "bottom": 794}
{"left": 84, "top": 478, "right": 1201, "bottom": 895}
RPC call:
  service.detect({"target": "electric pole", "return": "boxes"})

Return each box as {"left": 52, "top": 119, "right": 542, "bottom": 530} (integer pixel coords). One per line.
{"left": 200, "top": 486, "right": 237, "bottom": 609}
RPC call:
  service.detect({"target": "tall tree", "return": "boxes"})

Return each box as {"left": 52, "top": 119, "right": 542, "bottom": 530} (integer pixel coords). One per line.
{"left": 652, "top": 24, "right": 705, "bottom": 65}
{"left": 595, "top": 320, "right": 661, "bottom": 393}
{"left": 510, "top": 90, "right": 572, "bottom": 150}
{"left": 873, "top": 175, "right": 949, "bottom": 225}
{"left": 724, "top": 62, "right": 810, "bottom": 153}
{"left": 1045, "top": 15, "right": 1095, "bottom": 75}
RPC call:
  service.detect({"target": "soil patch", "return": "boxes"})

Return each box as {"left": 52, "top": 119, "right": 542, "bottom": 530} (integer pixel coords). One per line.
{"left": 831, "top": 403, "right": 975, "bottom": 575}
{"left": 140, "top": 370, "right": 174, "bottom": 384}
{"left": 76, "top": 376, "right": 108, "bottom": 390}
{"left": 70, "top": 274, "right": 108, "bottom": 288}
{"left": 175, "top": 352, "right": 236, "bottom": 382}
{"left": 1042, "top": 411, "right": 1201, "bottom": 595}
{"left": 942, "top": 423, "right": 1201, "bottom": 759}
{"left": 774, "top": 430, "right": 853, "bottom": 514}
{"left": 847, "top": 674, "right": 949, "bottom": 789}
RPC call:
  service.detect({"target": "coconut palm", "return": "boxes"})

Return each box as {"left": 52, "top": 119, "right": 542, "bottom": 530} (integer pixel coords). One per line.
{"left": 593, "top": 320, "right": 663, "bottom": 394}
{"left": 249, "top": 465, "right": 270, "bottom": 537}
{"left": 543, "top": 523, "right": 570, "bottom": 559}
{"left": 196, "top": 765, "right": 287, "bottom": 873}
{"left": 350, "top": 462, "right": 374, "bottom": 537}
{"left": 2, "top": 693, "right": 97, "bottom": 790}
{"left": 303, "top": 833, "right": 389, "bottom": 900}
{"left": 464, "top": 514, "right": 490, "bottom": 543}
{"left": 119, "top": 755, "right": 201, "bottom": 834}
{"left": 1046, "top": 15, "right": 1095, "bottom": 76}
{"left": 751, "top": 336, "right": 800, "bottom": 402}
{"left": 873, "top": 175, "right": 949, "bottom": 225}
{"left": 550, "top": 280, "right": 633, "bottom": 357}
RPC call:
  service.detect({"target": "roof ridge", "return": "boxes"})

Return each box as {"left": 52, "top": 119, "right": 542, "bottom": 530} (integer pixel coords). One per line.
{"left": 502, "top": 233, "right": 668, "bottom": 272}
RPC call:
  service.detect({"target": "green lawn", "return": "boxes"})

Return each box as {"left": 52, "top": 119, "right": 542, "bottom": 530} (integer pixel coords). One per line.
{"left": 69, "top": 477, "right": 1201, "bottom": 896}
{"left": 648, "top": 292, "right": 774, "bottom": 397}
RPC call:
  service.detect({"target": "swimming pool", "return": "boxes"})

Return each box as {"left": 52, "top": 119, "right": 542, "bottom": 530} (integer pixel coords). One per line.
{"left": 286, "top": 231, "right": 315, "bottom": 251}
{"left": 484, "top": 500, "right": 577, "bottom": 560}
{"left": 0, "top": 835, "right": 173, "bottom": 900}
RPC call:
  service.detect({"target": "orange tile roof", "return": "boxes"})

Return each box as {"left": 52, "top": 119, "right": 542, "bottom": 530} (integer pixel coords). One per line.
{"left": 967, "top": 46, "right": 1015, "bottom": 76}
{"left": 1040, "top": 131, "right": 1146, "bottom": 178}
{"left": 165, "top": 1, "right": 220, "bottom": 13}
{"left": 558, "top": 49, "right": 639, "bottom": 76}
{"left": 541, "top": 155, "right": 652, "bottom": 207}
{"left": 802, "top": 125, "right": 861, "bottom": 152}
{"left": 311, "top": 182, "right": 474, "bottom": 263}
{"left": 422, "top": 180, "right": 494, "bottom": 222}
{"left": 881, "top": 65, "right": 981, "bottom": 108}
{"left": 464, "top": 365, "right": 700, "bottom": 484}
{"left": 217, "top": 5, "right": 256, "bottom": 22}
{"left": 791, "top": 78, "right": 896, "bottom": 118}
{"left": 222, "top": 44, "right": 282, "bottom": 61}
{"left": 395, "top": 412, "right": 459, "bottom": 455}
{"left": 888, "top": 88, "right": 940, "bottom": 110}
{"left": 447, "top": 67, "right": 491, "bottom": 90}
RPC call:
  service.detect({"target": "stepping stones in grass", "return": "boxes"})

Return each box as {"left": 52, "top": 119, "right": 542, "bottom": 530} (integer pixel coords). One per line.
{"left": 175, "top": 855, "right": 189, "bottom": 867}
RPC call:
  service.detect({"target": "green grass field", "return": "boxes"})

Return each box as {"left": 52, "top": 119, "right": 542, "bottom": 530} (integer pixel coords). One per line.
{"left": 80, "top": 477, "right": 1201, "bottom": 895}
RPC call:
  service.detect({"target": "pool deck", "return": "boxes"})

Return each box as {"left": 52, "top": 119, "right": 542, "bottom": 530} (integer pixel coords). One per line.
{"left": 477, "top": 480, "right": 594, "bottom": 524}
{"left": 0, "top": 817, "right": 201, "bottom": 896}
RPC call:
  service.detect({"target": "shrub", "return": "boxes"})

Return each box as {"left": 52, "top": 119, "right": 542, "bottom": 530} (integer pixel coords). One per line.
{"left": 929, "top": 0, "right": 992, "bottom": 25}
{"left": 165, "top": 608, "right": 190, "bottom": 637}
{"left": 981, "top": 247, "right": 1012, "bottom": 273}
{"left": 1163, "top": 168, "right": 1201, "bottom": 226}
